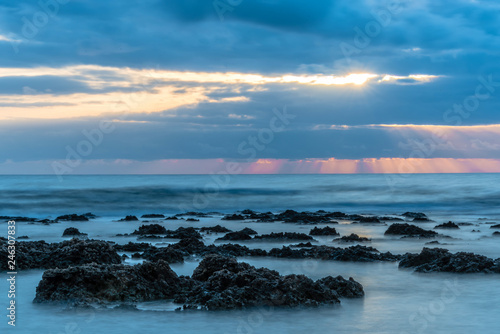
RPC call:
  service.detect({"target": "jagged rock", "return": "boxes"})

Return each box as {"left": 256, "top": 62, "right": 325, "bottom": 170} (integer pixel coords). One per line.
{"left": 119, "top": 215, "right": 139, "bottom": 221}
{"left": 141, "top": 247, "right": 185, "bottom": 263}
{"left": 402, "top": 212, "right": 428, "bottom": 220}
{"left": 434, "top": 222, "right": 460, "bottom": 229}
{"left": 62, "top": 227, "right": 88, "bottom": 237}
{"left": 309, "top": 226, "right": 339, "bottom": 236}
{"left": 334, "top": 234, "right": 371, "bottom": 242}
{"left": 141, "top": 214, "right": 165, "bottom": 218}
{"left": 0, "top": 239, "right": 121, "bottom": 270}
{"left": 268, "top": 244, "right": 399, "bottom": 262}
{"left": 132, "top": 224, "right": 167, "bottom": 235}
{"left": 399, "top": 248, "right": 500, "bottom": 273}
{"left": 222, "top": 214, "right": 245, "bottom": 220}
{"left": 57, "top": 214, "right": 89, "bottom": 221}
{"left": 199, "top": 225, "right": 232, "bottom": 233}
{"left": 385, "top": 223, "right": 437, "bottom": 237}
{"left": 216, "top": 230, "right": 253, "bottom": 241}
{"left": 34, "top": 260, "right": 181, "bottom": 306}
{"left": 254, "top": 232, "right": 314, "bottom": 241}
{"left": 34, "top": 255, "right": 364, "bottom": 310}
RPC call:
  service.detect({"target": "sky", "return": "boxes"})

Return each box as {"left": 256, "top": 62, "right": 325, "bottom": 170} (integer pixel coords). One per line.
{"left": 1, "top": 0, "right": 500, "bottom": 174}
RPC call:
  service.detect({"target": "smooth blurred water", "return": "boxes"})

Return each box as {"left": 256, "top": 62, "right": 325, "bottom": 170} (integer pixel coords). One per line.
{"left": 0, "top": 174, "right": 499, "bottom": 217}
{"left": 1, "top": 174, "right": 499, "bottom": 333}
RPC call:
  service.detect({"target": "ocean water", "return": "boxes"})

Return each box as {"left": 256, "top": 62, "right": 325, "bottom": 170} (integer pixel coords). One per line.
{"left": 0, "top": 173, "right": 499, "bottom": 217}
{"left": 1, "top": 174, "right": 499, "bottom": 333}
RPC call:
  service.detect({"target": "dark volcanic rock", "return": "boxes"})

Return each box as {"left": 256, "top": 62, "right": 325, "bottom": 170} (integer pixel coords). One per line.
{"left": 399, "top": 248, "right": 500, "bottom": 273}
{"left": 0, "top": 216, "right": 37, "bottom": 222}
{"left": 216, "top": 230, "right": 253, "bottom": 241}
{"left": 335, "top": 234, "right": 371, "bottom": 242}
{"left": 434, "top": 222, "right": 460, "bottom": 229}
{"left": 490, "top": 224, "right": 500, "bottom": 229}
{"left": 309, "top": 226, "right": 339, "bottom": 236}
{"left": 57, "top": 214, "right": 89, "bottom": 221}
{"left": 254, "top": 232, "right": 314, "bottom": 241}
{"left": 268, "top": 244, "right": 399, "bottom": 262}
{"left": 186, "top": 218, "right": 200, "bottom": 222}
{"left": 141, "top": 214, "right": 165, "bottom": 218}
{"left": 62, "top": 227, "right": 87, "bottom": 237}
{"left": 199, "top": 225, "right": 232, "bottom": 233}
{"left": 354, "top": 216, "right": 381, "bottom": 224}
{"left": 0, "top": 239, "right": 121, "bottom": 270}
{"left": 34, "top": 255, "right": 364, "bottom": 310}
{"left": 132, "top": 224, "right": 167, "bottom": 235}
{"left": 34, "top": 260, "right": 181, "bottom": 306}
{"left": 402, "top": 212, "right": 428, "bottom": 220}
{"left": 222, "top": 214, "right": 245, "bottom": 221}
{"left": 181, "top": 255, "right": 363, "bottom": 310}
{"left": 385, "top": 223, "right": 437, "bottom": 238}
{"left": 165, "top": 216, "right": 179, "bottom": 220}
{"left": 493, "top": 232, "right": 500, "bottom": 236}
{"left": 141, "top": 247, "right": 185, "bottom": 264}
{"left": 119, "top": 215, "right": 139, "bottom": 221}
{"left": 278, "top": 210, "right": 333, "bottom": 224}
{"left": 114, "top": 242, "right": 152, "bottom": 252}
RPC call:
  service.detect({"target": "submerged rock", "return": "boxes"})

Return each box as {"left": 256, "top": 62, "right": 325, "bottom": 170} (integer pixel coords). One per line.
{"left": 119, "top": 215, "right": 139, "bottom": 221}
{"left": 199, "top": 225, "right": 232, "bottom": 233}
{"left": 399, "top": 248, "right": 500, "bottom": 273}
{"left": 334, "top": 234, "right": 371, "bottom": 243}
{"left": 57, "top": 214, "right": 89, "bottom": 221}
{"left": 434, "top": 222, "right": 460, "bottom": 229}
{"left": 385, "top": 223, "right": 437, "bottom": 238}
{"left": 62, "top": 227, "right": 87, "bottom": 237}
{"left": 254, "top": 232, "right": 315, "bottom": 241}
{"left": 309, "top": 226, "right": 339, "bottom": 236}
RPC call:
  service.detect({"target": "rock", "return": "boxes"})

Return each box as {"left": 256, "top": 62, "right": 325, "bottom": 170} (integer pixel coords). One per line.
{"left": 132, "top": 224, "right": 167, "bottom": 235}
{"left": 278, "top": 211, "right": 333, "bottom": 224}
{"left": 186, "top": 218, "right": 200, "bottom": 222}
{"left": 378, "top": 216, "right": 404, "bottom": 221}
{"left": 176, "top": 212, "right": 210, "bottom": 217}
{"left": 434, "top": 221, "right": 460, "bottom": 229}
{"left": 268, "top": 244, "right": 399, "bottom": 262}
{"left": 399, "top": 248, "right": 500, "bottom": 273}
{"left": 114, "top": 242, "right": 153, "bottom": 252}
{"left": 141, "top": 247, "right": 185, "bottom": 264}
{"left": 199, "top": 225, "right": 232, "bottom": 233}
{"left": 490, "top": 224, "right": 500, "bottom": 229}
{"left": 493, "top": 232, "right": 500, "bottom": 236}
{"left": 309, "top": 226, "right": 339, "bottom": 236}
{"left": 216, "top": 230, "right": 253, "bottom": 241}
{"left": 62, "top": 227, "right": 88, "bottom": 237}
{"left": 141, "top": 214, "right": 165, "bottom": 218}
{"left": 0, "top": 239, "right": 122, "bottom": 270}
{"left": 402, "top": 212, "right": 428, "bottom": 220}
{"left": 82, "top": 212, "right": 97, "bottom": 219}
{"left": 119, "top": 215, "right": 139, "bottom": 221}
{"left": 56, "top": 214, "right": 89, "bottom": 221}
{"left": 254, "top": 232, "right": 315, "bottom": 241}
{"left": 17, "top": 235, "right": 30, "bottom": 239}
{"left": 34, "top": 260, "right": 181, "bottom": 306}
{"left": 34, "top": 255, "right": 364, "bottom": 310}
{"left": 165, "top": 216, "right": 178, "bottom": 220}
{"left": 334, "top": 234, "right": 371, "bottom": 242}
{"left": 0, "top": 216, "right": 37, "bottom": 222}
{"left": 222, "top": 214, "right": 245, "bottom": 220}
{"left": 182, "top": 255, "right": 363, "bottom": 310}
{"left": 354, "top": 216, "right": 381, "bottom": 224}
{"left": 384, "top": 223, "right": 437, "bottom": 238}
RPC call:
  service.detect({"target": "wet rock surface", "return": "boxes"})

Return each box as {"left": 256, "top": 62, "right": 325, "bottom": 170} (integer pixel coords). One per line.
{"left": 253, "top": 232, "right": 315, "bottom": 241}
{"left": 335, "top": 234, "right": 371, "bottom": 243}
{"left": 385, "top": 223, "right": 438, "bottom": 238}
{"left": 34, "top": 255, "right": 364, "bottom": 310}
{"left": 62, "top": 227, "right": 88, "bottom": 237}
{"left": 0, "top": 239, "right": 122, "bottom": 270}
{"left": 399, "top": 248, "right": 500, "bottom": 273}
{"left": 309, "top": 226, "right": 339, "bottom": 236}
{"left": 434, "top": 222, "right": 460, "bottom": 229}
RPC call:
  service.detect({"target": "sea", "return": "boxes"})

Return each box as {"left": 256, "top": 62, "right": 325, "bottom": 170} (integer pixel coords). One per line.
{"left": 0, "top": 174, "right": 499, "bottom": 333}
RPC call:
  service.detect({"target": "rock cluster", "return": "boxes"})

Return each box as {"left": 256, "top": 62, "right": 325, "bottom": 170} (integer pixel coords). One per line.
{"left": 385, "top": 223, "right": 438, "bottom": 238}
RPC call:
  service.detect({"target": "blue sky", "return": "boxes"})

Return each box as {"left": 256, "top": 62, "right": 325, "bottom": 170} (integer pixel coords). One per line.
{"left": 1, "top": 0, "right": 500, "bottom": 174}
